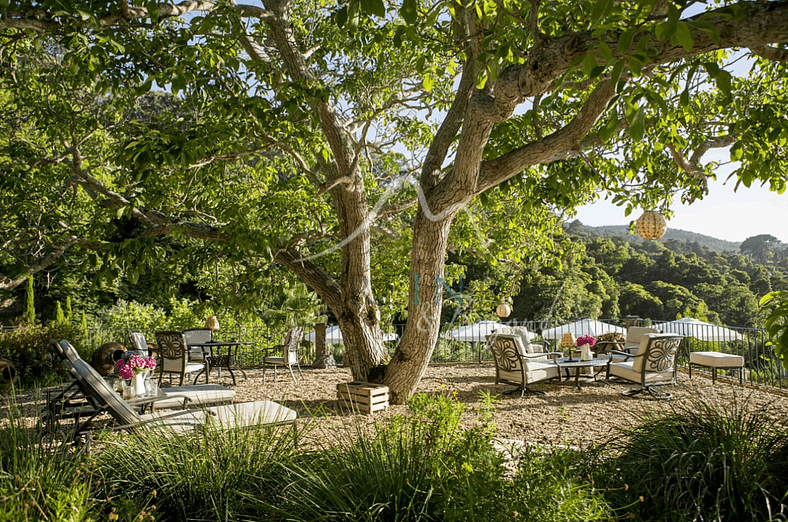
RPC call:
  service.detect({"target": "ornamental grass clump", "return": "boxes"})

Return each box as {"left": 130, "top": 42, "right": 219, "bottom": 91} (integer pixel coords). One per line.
{"left": 92, "top": 419, "right": 299, "bottom": 521}
{"left": 601, "top": 392, "right": 788, "bottom": 521}
{"left": 253, "top": 391, "right": 500, "bottom": 522}
{"left": 246, "top": 391, "right": 611, "bottom": 522}
{"left": 0, "top": 395, "right": 95, "bottom": 521}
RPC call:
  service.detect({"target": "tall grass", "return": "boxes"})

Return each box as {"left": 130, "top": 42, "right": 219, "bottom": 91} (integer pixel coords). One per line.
{"left": 0, "top": 396, "right": 95, "bottom": 522}
{"left": 242, "top": 391, "right": 611, "bottom": 522}
{"left": 92, "top": 420, "right": 299, "bottom": 521}
{"left": 603, "top": 393, "right": 788, "bottom": 521}
{"left": 3, "top": 391, "right": 613, "bottom": 521}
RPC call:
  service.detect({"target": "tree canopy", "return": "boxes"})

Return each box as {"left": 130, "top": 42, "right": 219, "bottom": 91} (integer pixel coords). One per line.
{"left": 2, "top": 0, "right": 788, "bottom": 401}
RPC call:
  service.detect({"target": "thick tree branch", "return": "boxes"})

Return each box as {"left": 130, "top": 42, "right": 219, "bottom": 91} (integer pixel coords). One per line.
{"left": 667, "top": 134, "right": 739, "bottom": 177}
{"left": 476, "top": 80, "right": 616, "bottom": 193}
{"left": 420, "top": 5, "right": 478, "bottom": 194}
{"left": 0, "top": 238, "right": 78, "bottom": 291}
{"left": 274, "top": 247, "right": 342, "bottom": 311}
{"left": 492, "top": 1, "right": 788, "bottom": 123}
{"left": 262, "top": 0, "right": 354, "bottom": 181}
{"left": 749, "top": 44, "right": 788, "bottom": 62}
{"left": 316, "top": 176, "right": 354, "bottom": 197}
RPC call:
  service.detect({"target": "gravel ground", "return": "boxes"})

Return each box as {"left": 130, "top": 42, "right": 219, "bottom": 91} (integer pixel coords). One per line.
{"left": 7, "top": 363, "right": 787, "bottom": 449}
{"left": 225, "top": 363, "right": 788, "bottom": 449}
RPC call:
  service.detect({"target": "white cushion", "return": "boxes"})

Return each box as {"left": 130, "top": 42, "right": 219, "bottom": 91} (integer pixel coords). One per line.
{"left": 689, "top": 351, "right": 744, "bottom": 368}
{"left": 510, "top": 327, "right": 534, "bottom": 354}
{"left": 139, "top": 400, "right": 297, "bottom": 433}
{"left": 154, "top": 384, "right": 236, "bottom": 410}
{"left": 524, "top": 361, "right": 559, "bottom": 380}
{"left": 493, "top": 327, "right": 534, "bottom": 355}
{"left": 624, "top": 327, "right": 660, "bottom": 353}
{"left": 609, "top": 361, "right": 673, "bottom": 384}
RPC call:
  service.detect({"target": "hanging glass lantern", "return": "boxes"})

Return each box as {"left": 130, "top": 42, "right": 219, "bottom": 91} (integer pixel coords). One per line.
{"left": 636, "top": 210, "right": 667, "bottom": 240}
{"left": 496, "top": 303, "right": 511, "bottom": 318}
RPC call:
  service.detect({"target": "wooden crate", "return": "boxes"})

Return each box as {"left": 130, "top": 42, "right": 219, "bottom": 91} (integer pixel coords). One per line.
{"left": 337, "top": 381, "right": 389, "bottom": 414}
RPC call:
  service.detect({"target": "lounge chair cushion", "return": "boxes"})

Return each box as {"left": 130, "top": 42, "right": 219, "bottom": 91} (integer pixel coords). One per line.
{"left": 689, "top": 351, "right": 744, "bottom": 368}
{"left": 155, "top": 384, "right": 236, "bottom": 410}
{"left": 70, "top": 357, "right": 297, "bottom": 433}
{"left": 139, "top": 401, "right": 297, "bottom": 433}
{"left": 498, "top": 361, "right": 558, "bottom": 384}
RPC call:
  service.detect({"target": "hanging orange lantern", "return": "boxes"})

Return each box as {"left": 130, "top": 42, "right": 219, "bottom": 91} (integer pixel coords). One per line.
{"left": 636, "top": 211, "right": 667, "bottom": 240}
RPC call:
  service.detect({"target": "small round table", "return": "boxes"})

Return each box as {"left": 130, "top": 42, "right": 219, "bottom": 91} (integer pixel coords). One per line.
{"left": 555, "top": 357, "right": 609, "bottom": 390}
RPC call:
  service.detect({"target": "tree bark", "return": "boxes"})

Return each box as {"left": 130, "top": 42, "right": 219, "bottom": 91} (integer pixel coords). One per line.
{"left": 385, "top": 210, "right": 455, "bottom": 404}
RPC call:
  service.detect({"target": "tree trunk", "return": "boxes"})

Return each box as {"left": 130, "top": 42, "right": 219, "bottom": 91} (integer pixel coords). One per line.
{"left": 385, "top": 211, "right": 455, "bottom": 404}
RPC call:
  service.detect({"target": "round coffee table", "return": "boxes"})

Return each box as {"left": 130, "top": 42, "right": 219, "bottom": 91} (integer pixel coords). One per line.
{"left": 555, "top": 357, "right": 609, "bottom": 390}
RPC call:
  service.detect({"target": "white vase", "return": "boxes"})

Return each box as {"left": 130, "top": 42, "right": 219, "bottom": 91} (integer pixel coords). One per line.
{"left": 579, "top": 344, "right": 592, "bottom": 361}
{"left": 131, "top": 371, "right": 147, "bottom": 396}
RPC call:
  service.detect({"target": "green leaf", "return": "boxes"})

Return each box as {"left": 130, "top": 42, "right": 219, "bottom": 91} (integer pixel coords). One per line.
{"left": 688, "top": 19, "right": 720, "bottom": 45}
{"left": 628, "top": 106, "right": 646, "bottom": 141}
{"left": 673, "top": 21, "right": 694, "bottom": 52}
{"left": 335, "top": 6, "right": 348, "bottom": 27}
{"left": 611, "top": 59, "right": 625, "bottom": 88}
{"left": 423, "top": 74, "right": 434, "bottom": 91}
{"left": 347, "top": 0, "right": 360, "bottom": 30}
{"left": 591, "top": 0, "right": 613, "bottom": 21}
{"left": 618, "top": 27, "right": 637, "bottom": 54}
{"left": 582, "top": 53, "right": 598, "bottom": 78}
{"left": 400, "top": 0, "right": 418, "bottom": 25}
{"left": 362, "top": 0, "right": 386, "bottom": 18}
{"left": 597, "top": 42, "right": 614, "bottom": 63}
{"left": 147, "top": 0, "right": 158, "bottom": 23}
{"left": 730, "top": 141, "right": 744, "bottom": 161}
{"left": 598, "top": 116, "right": 619, "bottom": 144}
{"left": 475, "top": 72, "right": 488, "bottom": 90}
{"left": 628, "top": 55, "right": 642, "bottom": 76}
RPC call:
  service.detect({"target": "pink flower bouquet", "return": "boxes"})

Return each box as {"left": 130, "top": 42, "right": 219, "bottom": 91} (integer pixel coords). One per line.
{"left": 114, "top": 354, "right": 157, "bottom": 380}
{"left": 576, "top": 335, "right": 597, "bottom": 347}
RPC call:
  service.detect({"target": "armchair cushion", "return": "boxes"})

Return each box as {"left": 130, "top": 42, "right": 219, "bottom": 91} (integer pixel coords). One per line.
{"left": 608, "top": 360, "right": 674, "bottom": 384}
{"left": 492, "top": 327, "right": 536, "bottom": 355}
{"left": 624, "top": 327, "right": 660, "bottom": 353}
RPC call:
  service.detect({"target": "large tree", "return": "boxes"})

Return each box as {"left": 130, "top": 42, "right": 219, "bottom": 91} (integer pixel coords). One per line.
{"left": 2, "top": 0, "right": 788, "bottom": 402}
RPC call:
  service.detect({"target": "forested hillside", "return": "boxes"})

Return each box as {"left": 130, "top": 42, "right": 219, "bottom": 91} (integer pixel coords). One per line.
{"left": 504, "top": 233, "right": 788, "bottom": 329}
{"left": 563, "top": 220, "right": 742, "bottom": 253}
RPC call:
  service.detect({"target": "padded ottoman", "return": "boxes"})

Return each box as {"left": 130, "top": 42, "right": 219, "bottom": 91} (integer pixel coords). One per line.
{"left": 689, "top": 351, "right": 745, "bottom": 384}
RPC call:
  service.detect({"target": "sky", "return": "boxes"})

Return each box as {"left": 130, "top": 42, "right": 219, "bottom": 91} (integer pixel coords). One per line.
{"left": 573, "top": 180, "right": 788, "bottom": 244}
{"left": 573, "top": 147, "right": 788, "bottom": 245}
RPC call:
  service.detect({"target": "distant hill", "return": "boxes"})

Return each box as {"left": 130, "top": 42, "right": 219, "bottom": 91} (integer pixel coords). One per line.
{"left": 563, "top": 221, "right": 741, "bottom": 252}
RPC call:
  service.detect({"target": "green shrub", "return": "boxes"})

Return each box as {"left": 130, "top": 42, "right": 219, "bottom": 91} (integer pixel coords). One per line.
{"left": 603, "top": 394, "right": 788, "bottom": 521}
{"left": 0, "top": 322, "right": 84, "bottom": 387}
{"left": 509, "top": 444, "right": 610, "bottom": 522}
{"left": 249, "top": 391, "right": 505, "bottom": 522}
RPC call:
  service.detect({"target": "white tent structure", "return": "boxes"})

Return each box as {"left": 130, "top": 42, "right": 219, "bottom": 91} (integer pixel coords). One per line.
{"left": 540, "top": 318, "right": 626, "bottom": 340}
{"left": 304, "top": 325, "right": 398, "bottom": 344}
{"left": 658, "top": 317, "right": 743, "bottom": 342}
{"left": 441, "top": 320, "right": 537, "bottom": 343}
